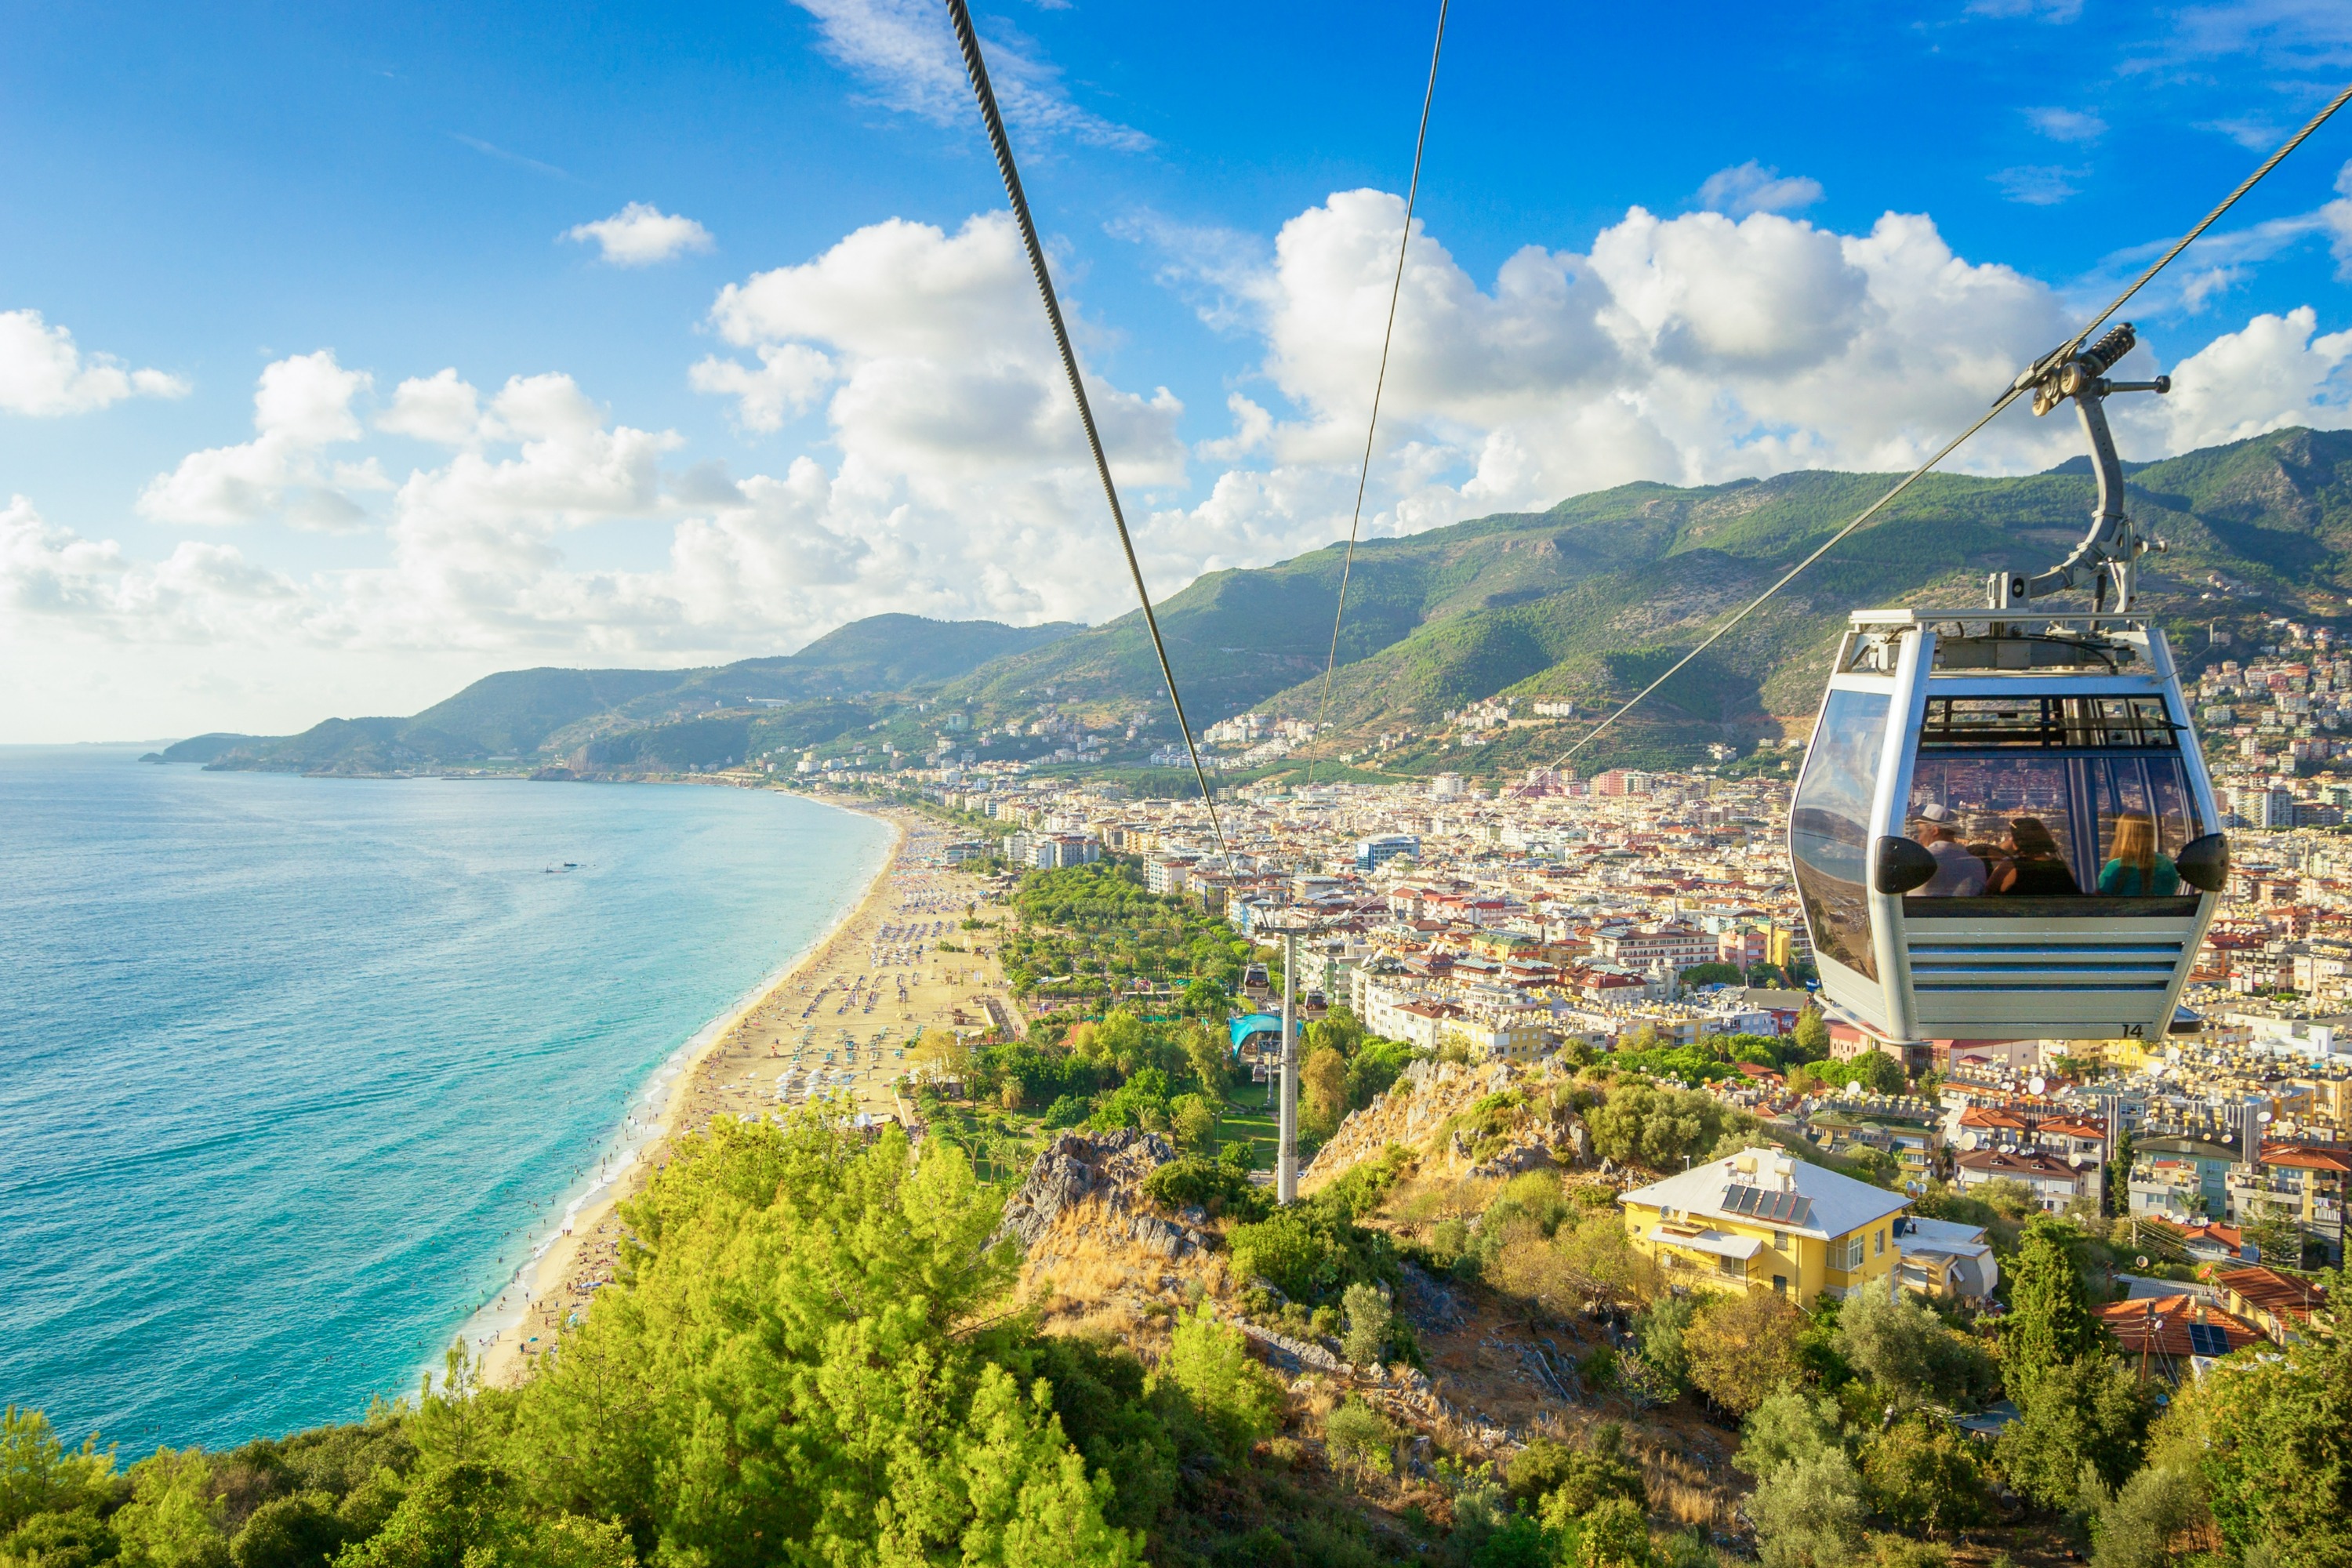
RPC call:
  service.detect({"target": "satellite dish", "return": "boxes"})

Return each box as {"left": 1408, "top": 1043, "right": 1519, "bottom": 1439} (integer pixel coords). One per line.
{"left": 2136, "top": 1255, "right": 2151, "bottom": 1269}
{"left": 2258, "top": 1110, "right": 2274, "bottom": 1123}
{"left": 2030, "top": 1076, "right": 2047, "bottom": 1095}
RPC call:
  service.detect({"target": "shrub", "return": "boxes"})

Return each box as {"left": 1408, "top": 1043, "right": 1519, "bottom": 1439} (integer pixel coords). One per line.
{"left": 1568, "top": 1497, "right": 1653, "bottom": 1568}
{"left": 1150, "top": 1308, "right": 1283, "bottom": 1465}
{"left": 1225, "top": 1203, "right": 1397, "bottom": 1305}
{"left": 1504, "top": 1438, "right": 1577, "bottom": 1507}
{"left": 1338, "top": 1283, "right": 1391, "bottom": 1368}
{"left": 1632, "top": 1295, "right": 1696, "bottom": 1395}
{"left": 1749, "top": 1450, "right": 1867, "bottom": 1568}
{"left": 1322, "top": 1399, "right": 1394, "bottom": 1479}
{"left": 227, "top": 1494, "right": 347, "bottom": 1568}
{"left": 1685, "top": 1290, "right": 1806, "bottom": 1415}
{"left": 1530, "top": 1423, "right": 1647, "bottom": 1521}
{"left": 1142, "top": 1157, "right": 1266, "bottom": 1221}
{"left": 1860, "top": 1416, "right": 1985, "bottom": 1536}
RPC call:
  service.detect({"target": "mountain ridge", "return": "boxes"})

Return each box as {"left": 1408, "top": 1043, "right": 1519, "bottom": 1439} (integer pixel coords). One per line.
{"left": 158, "top": 427, "right": 2352, "bottom": 779}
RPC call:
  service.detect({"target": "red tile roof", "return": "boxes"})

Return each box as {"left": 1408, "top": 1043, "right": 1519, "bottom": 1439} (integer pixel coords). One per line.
{"left": 2259, "top": 1142, "right": 2352, "bottom": 1174}
{"left": 2096, "top": 1294, "right": 2264, "bottom": 1359}
{"left": 2213, "top": 1265, "right": 2329, "bottom": 1327}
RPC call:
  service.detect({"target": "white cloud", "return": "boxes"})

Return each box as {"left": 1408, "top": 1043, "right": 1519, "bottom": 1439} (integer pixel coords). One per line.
{"left": 0, "top": 310, "right": 189, "bottom": 416}
{"left": 138, "top": 350, "right": 383, "bottom": 529}
{"left": 1968, "top": 0, "right": 2085, "bottom": 22}
{"left": 2161, "top": 0, "right": 2352, "bottom": 68}
{"left": 2148, "top": 306, "right": 2352, "bottom": 447}
{"left": 788, "top": 0, "right": 1149, "bottom": 150}
{"left": 563, "top": 203, "right": 715, "bottom": 267}
{"left": 2025, "top": 106, "right": 2107, "bottom": 143}
{"left": 1993, "top": 165, "right": 2085, "bottom": 205}
{"left": 377, "top": 368, "right": 487, "bottom": 447}
{"left": 21, "top": 184, "right": 2352, "bottom": 741}
{"left": 1694, "top": 162, "right": 1825, "bottom": 217}
{"left": 2, "top": 494, "right": 301, "bottom": 636}
{"left": 688, "top": 343, "right": 834, "bottom": 432}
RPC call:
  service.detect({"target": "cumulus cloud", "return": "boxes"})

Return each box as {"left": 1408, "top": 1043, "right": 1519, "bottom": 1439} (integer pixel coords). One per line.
{"left": 1694, "top": 162, "right": 1825, "bottom": 217}
{"left": 25, "top": 187, "right": 2352, "bottom": 711}
{"left": 377, "top": 368, "right": 487, "bottom": 447}
{"left": 1119, "top": 187, "right": 2350, "bottom": 583}
{"left": 2149, "top": 306, "right": 2352, "bottom": 446}
{"left": 139, "top": 350, "right": 384, "bottom": 530}
{"left": 0, "top": 310, "right": 188, "bottom": 416}
{"left": 788, "top": 0, "right": 1149, "bottom": 150}
{"left": 2, "top": 494, "right": 301, "bottom": 638}
{"left": 563, "top": 203, "right": 715, "bottom": 266}
{"left": 688, "top": 343, "right": 833, "bottom": 432}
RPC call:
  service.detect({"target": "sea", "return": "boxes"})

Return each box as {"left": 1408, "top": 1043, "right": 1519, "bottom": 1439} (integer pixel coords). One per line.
{"left": 0, "top": 746, "right": 895, "bottom": 1454}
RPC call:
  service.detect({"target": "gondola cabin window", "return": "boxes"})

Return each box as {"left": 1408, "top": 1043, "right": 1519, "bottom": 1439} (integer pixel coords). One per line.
{"left": 1792, "top": 689, "right": 1890, "bottom": 978}
{"left": 1904, "top": 695, "right": 2202, "bottom": 909}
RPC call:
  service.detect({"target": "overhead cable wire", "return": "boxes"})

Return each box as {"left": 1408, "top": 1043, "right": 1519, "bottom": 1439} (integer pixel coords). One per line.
{"left": 1546, "top": 80, "right": 2352, "bottom": 772}
{"left": 945, "top": 0, "right": 1234, "bottom": 868}
{"left": 1307, "top": 0, "right": 1450, "bottom": 786}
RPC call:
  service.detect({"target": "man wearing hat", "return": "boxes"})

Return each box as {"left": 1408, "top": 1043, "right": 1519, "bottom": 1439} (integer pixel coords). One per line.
{"left": 1913, "top": 801, "right": 1985, "bottom": 896}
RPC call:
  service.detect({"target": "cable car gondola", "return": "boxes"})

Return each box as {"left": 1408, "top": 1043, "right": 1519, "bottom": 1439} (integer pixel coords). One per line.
{"left": 1791, "top": 324, "right": 2230, "bottom": 1045}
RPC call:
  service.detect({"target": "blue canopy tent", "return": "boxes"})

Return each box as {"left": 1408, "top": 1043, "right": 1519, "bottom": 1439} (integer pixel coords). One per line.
{"left": 1229, "top": 1014, "right": 1288, "bottom": 1058}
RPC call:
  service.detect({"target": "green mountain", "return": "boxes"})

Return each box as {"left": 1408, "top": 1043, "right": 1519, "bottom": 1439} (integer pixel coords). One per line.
{"left": 951, "top": 426, "right": 2352, "bottom": 771}
{"left": 162, "top": 430, "right": 2352, "bottom": 779}
{"left": 166, "top": 615, "right": 1080, "bottom": 773}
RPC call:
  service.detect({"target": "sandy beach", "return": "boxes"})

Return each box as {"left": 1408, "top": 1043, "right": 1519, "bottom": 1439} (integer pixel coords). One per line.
{"left": 474, "top": 800, "right": 1007, "bottom": 1388}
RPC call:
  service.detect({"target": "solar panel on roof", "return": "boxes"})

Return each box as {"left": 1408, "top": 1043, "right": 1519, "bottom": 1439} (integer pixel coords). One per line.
{"left": 2187, "top": 1322, "right": 2231, "bottom": 1357}
{"left": 1720, "top": 1185, "right": 1812, "bottom": 1226}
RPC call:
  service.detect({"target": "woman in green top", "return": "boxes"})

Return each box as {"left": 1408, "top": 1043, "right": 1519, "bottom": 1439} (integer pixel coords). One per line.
{"left": 2098, "top": 811, "right": 2180, "bottom": 896}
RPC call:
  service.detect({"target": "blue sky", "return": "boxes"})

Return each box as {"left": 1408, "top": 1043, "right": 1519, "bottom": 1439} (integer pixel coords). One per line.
{"left": 4, "top": 0, "right": 2351, "bottom": 740}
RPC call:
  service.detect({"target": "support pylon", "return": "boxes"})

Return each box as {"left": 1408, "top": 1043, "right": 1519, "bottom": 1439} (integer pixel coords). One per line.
{"left": 1277, "top": 926, "right": 1298, "bottom": 1205}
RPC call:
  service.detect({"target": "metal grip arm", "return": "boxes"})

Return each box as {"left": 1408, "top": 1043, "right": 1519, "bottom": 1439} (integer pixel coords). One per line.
{"left": 1992, "top": 322, "right": 2170, "bottom": 613}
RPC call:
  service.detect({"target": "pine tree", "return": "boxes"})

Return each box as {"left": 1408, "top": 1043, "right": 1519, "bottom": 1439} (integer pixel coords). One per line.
{"left": 2002, "top": 1215, "right": 2106, "bottom": 1395}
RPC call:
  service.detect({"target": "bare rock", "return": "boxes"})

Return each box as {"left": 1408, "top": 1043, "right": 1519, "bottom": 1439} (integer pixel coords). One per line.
{"left": 994, "top": 1128, "right": 1179, "bottom": 1249}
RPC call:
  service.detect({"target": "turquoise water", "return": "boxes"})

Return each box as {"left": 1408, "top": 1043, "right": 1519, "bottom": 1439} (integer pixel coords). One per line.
{"left": 0, "top": 748, "right": 892, "bottom": 1453}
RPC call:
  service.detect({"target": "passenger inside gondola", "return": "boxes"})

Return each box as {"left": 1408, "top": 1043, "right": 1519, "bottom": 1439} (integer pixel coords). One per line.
{"left": 2098, "top": 811, "right": 2180, "bottom": 896}
{"left": 1909, "top": 804, "right": 1984, "bottom": 896}
{"left": 1987, "top": 817, "right": 2082, "bottom": 895}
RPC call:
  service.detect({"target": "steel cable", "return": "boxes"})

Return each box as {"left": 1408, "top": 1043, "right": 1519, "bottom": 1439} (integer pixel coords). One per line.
{"left": 1307, "top": 0, "right": 1450, "bottom": 785}
{"left": 1548, "top": 80, "right": 2352, "bottom": 772}
{"left": 946, "top": 0, "right": 1234, "bottom": 867}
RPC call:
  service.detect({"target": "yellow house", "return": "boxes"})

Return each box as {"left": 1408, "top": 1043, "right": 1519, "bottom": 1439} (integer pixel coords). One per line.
{"left": 1619, "top": 1148, "right": 1910, "bottom": 1301}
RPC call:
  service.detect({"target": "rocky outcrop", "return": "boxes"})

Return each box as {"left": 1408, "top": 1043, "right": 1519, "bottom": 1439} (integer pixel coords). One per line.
{"left": 995, "top": 1128, "right": 1210, "bottom": 1258}
{"left": 1301, "top": 1056, "right": 1581, "bottom": 1193}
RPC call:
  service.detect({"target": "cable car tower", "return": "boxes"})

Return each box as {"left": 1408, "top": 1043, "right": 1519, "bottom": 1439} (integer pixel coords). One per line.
{"left": 1795, "top": 325, "right": 2230, "bottom": 1047}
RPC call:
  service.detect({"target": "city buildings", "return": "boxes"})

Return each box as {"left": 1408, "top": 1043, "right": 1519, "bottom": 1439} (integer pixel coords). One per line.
{"left": 889, "top": 686, "right": 2352, "bottom": 1274}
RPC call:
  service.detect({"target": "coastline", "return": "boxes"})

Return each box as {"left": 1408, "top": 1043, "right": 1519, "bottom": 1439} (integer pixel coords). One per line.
{"left": 470, "top": 796, "right": 998, "bottom": 1390}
